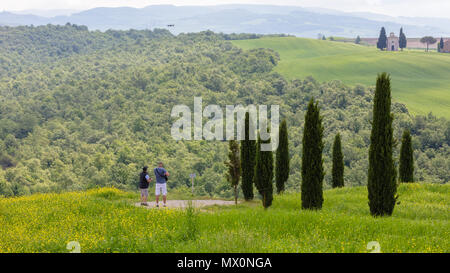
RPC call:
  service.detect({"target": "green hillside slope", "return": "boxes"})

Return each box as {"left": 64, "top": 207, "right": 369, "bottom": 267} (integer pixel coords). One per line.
{"left": 233, "top": 37, "right": 450, "bottom": 118}
{"left": 0, "top": 184, "right": 448, "bottom": 253}
{"left": 0, "top": 26, "right": 448, "bottom": 199}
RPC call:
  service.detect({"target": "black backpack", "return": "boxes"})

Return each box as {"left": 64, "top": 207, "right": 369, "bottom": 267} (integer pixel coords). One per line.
{"left": 139, "top": 172, "right": 149, "bottom": 188}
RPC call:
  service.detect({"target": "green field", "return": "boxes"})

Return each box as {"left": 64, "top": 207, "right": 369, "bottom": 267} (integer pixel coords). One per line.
{"left": 232, "top": 37, "right": 450, "bottom": 118}
{"left": 1, "top": 184, "right": 448, "bottom": 253}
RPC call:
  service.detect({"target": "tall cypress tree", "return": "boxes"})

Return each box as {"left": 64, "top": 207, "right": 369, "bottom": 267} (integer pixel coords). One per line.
{"left": 254, "top": 133, "right": 274, "bottom": 208}
{"left": 377, "top": 27, "right": 387, "bottom": 50}
{"left": 276, "top": 119, "right": 289, "bottom": 194}
{"left": 368, "top": 73, "right": 398, "bottom": 217}
{"left": 332, "top": 133, "right": 344, "bottom": 188}
{"left": 301, "top": 98, "right": 324, "bottom": 210}
{"left": 225, "top": 140, "right": 241, "bottom": 205}
{"left": 439, "top": 37, "right": 444, "bottom": 52}
{"left": 399, "top": 130, "right": 414, "bottom": 183}
{"left": 399, "top": 28, "right": 407, "bottom": 51}
{"left": 240, "top": 112, "right": 256, "bottom": 201}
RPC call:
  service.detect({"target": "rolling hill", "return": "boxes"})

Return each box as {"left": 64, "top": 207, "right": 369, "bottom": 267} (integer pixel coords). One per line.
{"left": 0, "top": 26, "right": 448, "bottom": 199}
{"left": 233, "top": 37, "right": 450, "bottom": 118}
{"left": 1, "top": 4, "right": 450, "bottom": 37}
{"left": 0, "top": 184, "right": 448, "bottom": 252}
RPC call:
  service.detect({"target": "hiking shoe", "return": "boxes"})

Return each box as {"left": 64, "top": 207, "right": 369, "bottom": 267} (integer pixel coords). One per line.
{"left": 156, "top": 204, "right": 159, "bottom": 208}
{"left": 163, "top": 204, "right": 167, "bottom": 208}
{"left": 142, "top": 203, "right": 148, "bottom": 206}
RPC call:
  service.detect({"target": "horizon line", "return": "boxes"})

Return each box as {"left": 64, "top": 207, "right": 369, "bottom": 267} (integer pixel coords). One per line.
{"left": 2, "top": 4, "right": 450, "bottom": 20}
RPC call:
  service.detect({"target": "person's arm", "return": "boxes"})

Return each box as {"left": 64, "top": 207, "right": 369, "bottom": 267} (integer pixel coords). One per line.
{"left": 145, "top": 174, "right": 152, "bottom": 183}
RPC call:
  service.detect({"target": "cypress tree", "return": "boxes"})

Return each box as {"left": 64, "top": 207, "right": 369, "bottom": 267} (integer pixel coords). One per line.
{"left": 332, "top": 133, "right": 344, "bottom": 188}
{"left": 301, "top": 98, "right": 324, "bottom": 210}
{"left": 240, "top": 112, "right": 256, "bottom": 201}
{"left": 439, "top": 37, "right": 444, "bottom": 52}
{"left": 377, "top": 27, "right": 387, "bottom": 50}
{"left": 254, "top": 133, "right": 274, "bottom": 208}
{"left": 276, "top": 119, "right": 289, "bottom": 194}
{"left": 368, "top": 73, "right": 398, "bottom": 217}
{"left": 355, "top": 35, "right": 361, "bottom": 44}
{"left": 399, "top": 28, "right": 407, "bottom": 50}
{"left": 399, "top": 130, "right": 414, "bottom": 183}
{"left": 225, "top": 140, "right": 241, "bottom": 205}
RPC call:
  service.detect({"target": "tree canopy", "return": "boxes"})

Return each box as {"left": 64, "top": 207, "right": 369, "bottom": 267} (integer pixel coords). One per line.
{"left": 420, "top": 36, "right": 437, "bottom": 52}
{"left": 0, "top": 25, "right": 448, "bottom": 198}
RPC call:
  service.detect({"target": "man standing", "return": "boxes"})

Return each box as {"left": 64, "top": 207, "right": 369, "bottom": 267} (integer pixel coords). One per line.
{"left": 139, "top": 166, "right": 152, "bottom": 206}
{"left": 154, "top": 162, "right": 169, "bottom": 207}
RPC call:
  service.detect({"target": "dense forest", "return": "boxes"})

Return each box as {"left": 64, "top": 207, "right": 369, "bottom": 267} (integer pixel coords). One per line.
{"left": 0, "top": 24, "right": 448, "bottom": 197}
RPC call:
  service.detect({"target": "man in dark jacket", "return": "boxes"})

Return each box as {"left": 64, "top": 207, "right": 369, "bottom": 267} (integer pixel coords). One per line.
{"left": 139, "top": 166, "right": 152, "bottom": 206}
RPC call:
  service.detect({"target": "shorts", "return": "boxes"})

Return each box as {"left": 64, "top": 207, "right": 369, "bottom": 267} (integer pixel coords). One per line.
{"left": 140, "top": 188, "right": 149, "bottom": 197}
{"left": 155, "top": 183, "right": 167, "bottom": 196}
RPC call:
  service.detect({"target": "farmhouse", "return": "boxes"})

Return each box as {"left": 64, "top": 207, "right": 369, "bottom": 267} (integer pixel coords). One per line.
{"left": 442, "top": 39, "right": 450, "bottom": 53}
{"left": 386, "top": 32, "right": 399, "bottom": 51}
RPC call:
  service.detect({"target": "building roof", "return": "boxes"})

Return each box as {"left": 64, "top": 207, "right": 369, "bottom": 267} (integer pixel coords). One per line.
{"left": 389, "top": 32, "right": 397, "bottom": 38}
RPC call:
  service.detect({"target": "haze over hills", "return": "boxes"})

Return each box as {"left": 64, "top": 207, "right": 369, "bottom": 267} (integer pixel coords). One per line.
{"left": 1, "top": 4, "right": 449, "bottom": 37}
{"left": 8, "top": 9, "right": 80, "bottom": 17}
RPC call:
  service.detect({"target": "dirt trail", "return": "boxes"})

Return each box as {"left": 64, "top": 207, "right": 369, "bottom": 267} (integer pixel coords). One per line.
{"left": 134, "top": 200, "right": 237, "bottom": 209}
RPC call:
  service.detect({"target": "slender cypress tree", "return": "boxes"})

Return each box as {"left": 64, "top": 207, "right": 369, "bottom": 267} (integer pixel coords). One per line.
{"left": 240, "top": 112, "right": 256, "bottom": 200}
{"left": 254, "top": 133, "right": 274, "bottom": 208}
{"left": 399, "top": 28, "right": 407, "bottom": 51}
{"left": 276, "top": 119, "right": 289, "bottom": 194}
{"left": 368, "top": 73, "right": 398, "bottom": 217}
{"left": 225, "top": 140, "right": 241, "bottom": 205}
{"left": 355, "top": 35, "right": 361, "bottom": 44}
{"left": 399, "top": 130, "right": 414, "bottom": 183}
{"left": 332, "top": 133, "right": 344, "bottom": 188}
{"left": 377, "top": 27, "right": 387, "bottom": 50}
{"left": 301, "top": 98, "right": 324, "bottom": 210}
{"left": 439, "top": 37, "right": 444, "bottom": 52}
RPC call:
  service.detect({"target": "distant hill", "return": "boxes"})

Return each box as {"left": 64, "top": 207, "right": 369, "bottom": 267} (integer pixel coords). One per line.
{"left": 233, "top": 37, "right": 450, "bottom": 117}
{"left": 1, "top": 4, "right": 449, "bottom": 37}
{"left": 9, "top": 9, "right": 80, "bottom": 17}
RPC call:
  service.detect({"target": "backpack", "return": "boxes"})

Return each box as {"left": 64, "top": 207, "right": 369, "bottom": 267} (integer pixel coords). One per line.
{"left": 139, "top": 172, "right": 149, "bottom": 188}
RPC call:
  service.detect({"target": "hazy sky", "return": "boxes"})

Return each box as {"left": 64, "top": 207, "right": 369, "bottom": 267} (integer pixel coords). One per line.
{"left": 1, "top": 0, "right": 450, "bottom": 18}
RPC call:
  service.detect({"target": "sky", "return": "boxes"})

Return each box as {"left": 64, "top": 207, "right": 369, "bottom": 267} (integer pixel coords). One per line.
{"left": 1, "top": 0, "right": 450, "bottom": 19}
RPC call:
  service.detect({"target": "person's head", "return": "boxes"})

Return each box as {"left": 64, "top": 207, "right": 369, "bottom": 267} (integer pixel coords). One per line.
{"left": 143, "top": 166, "right": 148, "bottom": 172}
{"left": 158, "top": 162, "right": 163, "bottom": 168}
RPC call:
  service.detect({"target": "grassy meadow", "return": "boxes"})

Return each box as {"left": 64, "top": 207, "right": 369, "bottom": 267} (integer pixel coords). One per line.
{"left": 0, "top": 184, "right": 448, "bottom": 253}
{"left": 232, "top": 37, "right": 450, "bottom": 118}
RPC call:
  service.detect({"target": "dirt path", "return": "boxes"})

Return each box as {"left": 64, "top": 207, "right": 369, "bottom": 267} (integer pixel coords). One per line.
{"left": 134, "top": 200, "right": 237, "bottom": 209}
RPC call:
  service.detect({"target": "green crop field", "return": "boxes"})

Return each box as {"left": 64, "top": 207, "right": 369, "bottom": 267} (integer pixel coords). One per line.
{"left": 0, "top": 184, "right": 448, "bottom": 253}
{"left": 232, "top": 37, "right": 450, "bottom": 118}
